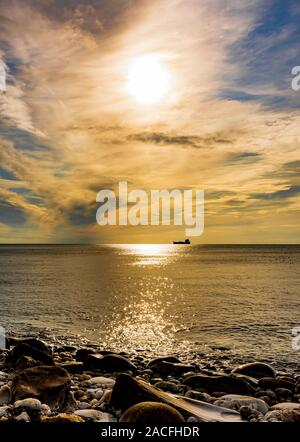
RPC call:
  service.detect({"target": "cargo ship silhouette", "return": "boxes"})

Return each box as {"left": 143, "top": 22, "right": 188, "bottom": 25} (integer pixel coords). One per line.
{"left": 173, "top": 239, "right": 190, "bottom": 244}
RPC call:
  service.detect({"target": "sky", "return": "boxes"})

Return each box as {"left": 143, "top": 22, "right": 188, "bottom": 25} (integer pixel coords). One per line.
{"left": 0, "top": 0, "right": 299, "bottom": 244}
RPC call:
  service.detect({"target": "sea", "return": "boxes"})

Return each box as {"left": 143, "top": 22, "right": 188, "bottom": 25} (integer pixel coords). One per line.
{"left": 0, "top": 244, "right": 299, "bottom": 366}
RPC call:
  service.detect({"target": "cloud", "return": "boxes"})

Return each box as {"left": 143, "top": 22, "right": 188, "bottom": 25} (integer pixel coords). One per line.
{"left": 252, "top": 185, "right": 300, "bottom": 200}
{"left": 0, "top": 0, "right": 299, "bottom": 243}
{"left": 127, "top": 130, "right": 242, "bottom": 149}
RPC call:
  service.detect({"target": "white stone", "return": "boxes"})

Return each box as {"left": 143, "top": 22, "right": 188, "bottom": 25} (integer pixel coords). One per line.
{"left": 88, "top": 377, "right": 115, "bottom": 389}
{"left": 0, "top": 406, "right": 9, "bottom": 417}
{"left": 15, "top": 412, "right": 30, "bottom": 422}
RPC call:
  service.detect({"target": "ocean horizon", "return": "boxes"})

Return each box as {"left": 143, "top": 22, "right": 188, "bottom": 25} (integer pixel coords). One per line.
{"left": 1, "top": 243, "right": 299, "bottom": 368}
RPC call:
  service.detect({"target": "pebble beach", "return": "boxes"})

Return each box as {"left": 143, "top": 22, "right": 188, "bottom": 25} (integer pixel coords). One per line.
{"left": 0, "top": 332, "right": 300, "bottom": 423}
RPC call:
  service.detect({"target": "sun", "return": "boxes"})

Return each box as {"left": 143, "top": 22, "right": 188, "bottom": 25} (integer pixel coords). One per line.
{"left": 126, "top": 55, "right": 171, "bottom": 105}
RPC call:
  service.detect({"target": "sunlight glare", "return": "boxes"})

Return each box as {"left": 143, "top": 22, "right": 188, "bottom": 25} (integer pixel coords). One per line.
{"left": 126, "top": 55, "right": 171, "bottom": 105}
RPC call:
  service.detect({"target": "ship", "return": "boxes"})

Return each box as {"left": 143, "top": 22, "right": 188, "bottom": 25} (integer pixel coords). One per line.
{"left": 173, "top": 239, "right": 190, "bottom": 244}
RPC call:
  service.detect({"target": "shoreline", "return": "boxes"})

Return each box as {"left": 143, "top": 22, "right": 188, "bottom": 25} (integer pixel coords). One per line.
{"left": 0, "top": 333, "right": 300, "bottom": 422}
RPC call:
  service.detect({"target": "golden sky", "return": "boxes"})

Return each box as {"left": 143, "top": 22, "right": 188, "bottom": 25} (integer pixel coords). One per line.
{"left": 0, "top": 0, "right": 299, "bottom": 243}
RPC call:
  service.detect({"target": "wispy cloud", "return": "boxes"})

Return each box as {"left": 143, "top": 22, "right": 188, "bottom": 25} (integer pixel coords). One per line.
{"left": 0, "top": 0, "right": 299, "bottom": 243}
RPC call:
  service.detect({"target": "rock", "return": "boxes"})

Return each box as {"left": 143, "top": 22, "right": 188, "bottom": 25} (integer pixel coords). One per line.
{"left": 78, "top": 401, "right": 91, "bottom": 409}
{"left": 255, "top": 390, "right": 277, "bottom": 402}
{"left": 85, "top": 388, "right": 103, "bottom": 400}
{"left": 275, "top": 388, "right": 293, "bottom": 400}
{"left": 214, "top": 394, "right": 269, "bottom": 414}
{"left": 265, "top": 409, "right": 300, "bottom": 422}
{"left": 56, "top": 346, "right": 77, "bottom": 353}
{"left": 185, "top": 390, "right": 212, "bottom": 402}
{"left": 42, "top": 413, "right": 85, "bottom": 422}
{"left": 110, "top": 373, "right": 244, "bottom": 422}
{"left": 74, "top": 409, "right": 112, "bottom": 422}
{"left": 14, "top": 355, "right": 41, "bottom": 371}
{"left": 258, "top": 377, "right": 295, "bottom": 391}
{"left": 231, "top": 374, "right": 259, "bottom": 388}
{"left": 98, "top": 390, "right": 112, "bottom": 405}
{"left": 150, "top": 361, "right": 195, "bottom": 377}
{"left": 277, "top": 375, "right": 295, "bottom": 384}
{"left": 11, "top": 365, "right": 71, "bottom": 411}
{"left": 84, "top": 354, "right": 136, "bottom": 373}
{"left": 88, "top": 376, "right": 116, "bottom": 389}
{"left": 90, "top": 399, "right": 99, "bottom": 407}
{"left": 154, "top": 381, "right": 183, "bottom": 394}
{"left": 5, "top": 336, "right": 19, "bottom": 349}
{"left": 15, "top": 411, "right": 30, "bottom": 422}
{"left": 16, "top": 338, "right": 51, "bottom": 355}
{"left": 58, "top": 362, "right": 85, "bottom": 374}
{"left": 13, "top": 398, "right": 42, "bottom": 413}
{"left": 75, "top": 348, "right": 96, "bottom": 362}
{"left": 6, "top": 339, "right": 54, "bottom": 369}
{"left": 182, "top": 374, "right": 252, "bottom": 395}
{"left": 77, "top": 374, "right": 91, "bottom": 381}
{"left": 140, "top": 369, "right": 153, "bottom": 377}
{"left": 271, "top": 402, "right": 300, "bottom": 410}
{"left": 40, "top": 404, "right": 51, "bottom": 416}
{"left": 239, "top": 406, "right": 263, "bottom": 421}
{"left": 74, "top": 389, "right": 85, "bottom": 400}
{"left": 120, "top": 402, "right": 185, "bottom": 423}
{"left": 182, "top": 372, "right": 196, "bottom": 380}
{"left": 231, "top": 362, "right": 275, "bottom": 379}
{"left": 0, "top": 385, "right": 11, "bottom": 405}
{"left": 0, "top": 406, "right": 10, "bottom": 417}
{"left": 147, "top": 356, "right": 181, "bottom": 369}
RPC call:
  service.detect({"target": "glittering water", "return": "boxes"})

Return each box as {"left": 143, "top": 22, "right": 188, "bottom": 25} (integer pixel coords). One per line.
{"left": 0, "top": 244, "right": 299, "bottom": 364}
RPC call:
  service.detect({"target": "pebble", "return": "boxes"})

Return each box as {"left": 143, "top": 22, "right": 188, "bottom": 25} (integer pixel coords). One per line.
{"left": 3, "top": 335, "right": 300, "bottom": 423}
{"left": 15, "top": 411, "right": 30, "bottom": 422}
{"left": 13, "top": 398, "right": 42, "bottom": 412}
{"left": 88, "top": 377, "right": 115, "bottom": 389}
{"left": 154, "top": 381, "right": 183, "bottom": 394}
{"left": 214, "top": 394, "right": 269, "bottom": 414}
{"left": 0, "top": 385, "right": 11, "bottom": 406}
{"left": 90, "top": 399, "right": 99, "bottom": 407}
{"left": 265, "top": 409, "right": 300, "bottom": 422}
{"left": 185, "top": 390, "right": 212, "bottom": 402}
{"left": 0, "top": 406, "right": 10, "bottom": 417}
{"left": 271, "top": 402, "right": 300, "bottom": 410}
{"left": 275, "top": 388, "right": 293, "bottom": 400}
{"left": 74, "top": 409, "right": 111, "bottom": 422}
{"left": 120, "top": 402, "right": 185, "bottom": 423}
{"left": 98, "top": 389, "right": 112, "bottom": 405}
{"left": 41, "top": 404, "right": 51, "bottom": 416}
{"left": 231, "top": 362, "right": 276, "bottom": 379}
{"left": 78, "top": 401, "right": 91, "bottom": 409}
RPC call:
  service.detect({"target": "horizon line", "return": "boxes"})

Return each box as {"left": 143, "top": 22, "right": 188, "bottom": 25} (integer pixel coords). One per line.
{"left": 0, "top": 243, "right": 299, "bottom": 246}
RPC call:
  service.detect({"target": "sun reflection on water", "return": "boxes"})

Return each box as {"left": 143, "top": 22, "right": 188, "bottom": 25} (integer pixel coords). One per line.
{"left": 101, "top": 245, "right": 191, "bottom": 354}
{"left": 110, "top": 244, "right": 182, "bottom": 266}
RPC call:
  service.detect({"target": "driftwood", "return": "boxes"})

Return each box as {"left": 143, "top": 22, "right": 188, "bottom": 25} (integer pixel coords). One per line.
{"left": 110, "top": 373, "right": 245, "bottom": 422}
